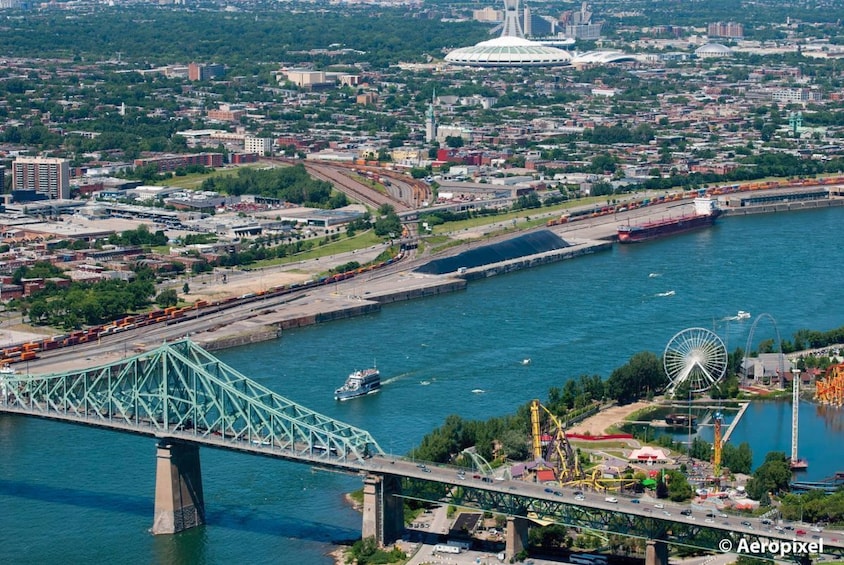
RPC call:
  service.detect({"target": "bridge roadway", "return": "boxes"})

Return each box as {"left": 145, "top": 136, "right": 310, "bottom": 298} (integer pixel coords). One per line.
{"left": 368, "top": 456, "right": 844, "bottom": 536}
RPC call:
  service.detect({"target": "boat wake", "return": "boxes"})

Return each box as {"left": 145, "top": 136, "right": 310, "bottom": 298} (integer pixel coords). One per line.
{"left": 380, "top": 373, "right": 408, "bottom": 385}
{"left": 656, "top": 290, "right": 676, "bottom": 297}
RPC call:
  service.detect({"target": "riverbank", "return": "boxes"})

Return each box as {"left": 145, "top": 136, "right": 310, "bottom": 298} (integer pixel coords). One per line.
{"left": 189, "top": 237, "right": 610, "bottom": 351}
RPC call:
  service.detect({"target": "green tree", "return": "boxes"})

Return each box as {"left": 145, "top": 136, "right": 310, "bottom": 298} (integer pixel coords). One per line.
{"left": 605, "top": 351, "right": 665, "bottom": 404}
{"left": 721, "top": 442, "right": 753, "bottom": 475}
{"left": 499, "top": 429, "right": 529, "bottom": 461}
{"left": 666, "top": 470, "right": 693, "bottom": 502}
{"left": 155, "top": 289, "right": 178, "bottom": 308}
{"left": 746, "top": 451, "right": 791, "bottom": 501}
{"left": 373, "top": 207, "right": 402, "bottom": 239}
{"left": 689, "top": 437, "right": 712, "bottom": 461}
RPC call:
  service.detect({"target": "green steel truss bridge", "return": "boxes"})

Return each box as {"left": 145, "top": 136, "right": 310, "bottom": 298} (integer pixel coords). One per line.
{"left": 0, "top": 338, "right": 383, "bottom": 469}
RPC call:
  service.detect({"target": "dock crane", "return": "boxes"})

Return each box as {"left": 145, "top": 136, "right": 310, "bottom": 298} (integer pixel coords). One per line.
{"left": 530, "top": 399, "right": 582, "bottom": 482}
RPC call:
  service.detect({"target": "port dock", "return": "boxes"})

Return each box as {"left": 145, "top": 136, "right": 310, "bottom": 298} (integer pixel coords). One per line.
{"left": 192, "top": 237, "right": 610, "bottom": 351}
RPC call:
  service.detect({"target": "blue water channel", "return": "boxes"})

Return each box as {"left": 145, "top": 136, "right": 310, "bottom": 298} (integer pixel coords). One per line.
{"left": 1, "top": 207, "right": 843, "bottom": 564}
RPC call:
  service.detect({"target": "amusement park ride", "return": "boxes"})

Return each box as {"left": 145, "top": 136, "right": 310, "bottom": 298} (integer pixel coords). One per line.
{"left": 522, "top": 322, "right": 832, "bottom": 492}
{"left": 530, "top": 399, "right": 581, "bottom": 482}
{"left": 529, "top": 400, "right": 637, "bottom": 491}
{"left": 816, "top": 363, "right": 844, "bottom": 407}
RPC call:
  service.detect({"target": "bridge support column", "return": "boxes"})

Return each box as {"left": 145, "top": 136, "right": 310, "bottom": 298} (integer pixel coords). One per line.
{"left": 645, "top": 539, "right": 669, "bottom": 565}
{"left": 505, "top": 516, "right": 529, "bottom": 561}
{"left": 361, "top": 474, "right": 403, "bottom": 547}
{"left": 152, "top": 440, "right": 205, "bottom": 535}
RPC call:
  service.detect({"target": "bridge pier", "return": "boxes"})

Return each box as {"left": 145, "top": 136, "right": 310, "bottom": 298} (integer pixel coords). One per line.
{"left": 361, "top": 474, "right": 403, "bottom": 546}
{"left": 505, "top": 515, "right": 529, "bottom": 561}
{"left": 152, "top": 440, "right": 205, "bottom": 535}
{"left": 645, "top": 539, "right": 669, "bottom": 565}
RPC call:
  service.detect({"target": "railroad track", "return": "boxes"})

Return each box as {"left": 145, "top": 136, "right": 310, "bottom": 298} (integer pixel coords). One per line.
{"left": 304, "top": 162, "right": 405, "bottom": 211}
{"left": 265, "top": 156, "right": 425, "bottom": 211}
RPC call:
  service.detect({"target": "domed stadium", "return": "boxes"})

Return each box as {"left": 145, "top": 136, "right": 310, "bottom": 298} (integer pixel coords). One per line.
{"left": 444, "top": 0, "right": 572, "bottom": 68}
{"left": 695, "top": 43, "right": 734, "bottom": 58}
{"left": 445, "top": 35, "right": 572, "bottom": 67}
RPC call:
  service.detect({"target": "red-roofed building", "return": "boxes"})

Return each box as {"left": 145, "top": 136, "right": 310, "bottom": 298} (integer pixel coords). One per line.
{"left": 536, "top": 469, "right": 556, "bottom": 483}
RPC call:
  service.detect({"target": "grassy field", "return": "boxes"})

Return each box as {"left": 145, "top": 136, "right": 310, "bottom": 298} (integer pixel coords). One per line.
{"left": 247, "top": 230, "right": 383, "bottom": 269}
{"left": 569, "top": 441, "right": 633, "bottom": 449}
{"left": 152, "top": 163, "right": 274, "bottom": 190}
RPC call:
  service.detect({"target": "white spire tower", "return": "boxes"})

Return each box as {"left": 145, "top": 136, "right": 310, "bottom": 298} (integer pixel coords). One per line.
{"left": 425, "top": 90, "right": 437, "bottom": 144}
{"left": 501, "top": 0, "right": 525, "bottom": 39}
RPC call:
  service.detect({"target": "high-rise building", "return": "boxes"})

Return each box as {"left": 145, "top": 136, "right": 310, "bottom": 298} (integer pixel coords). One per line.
{"left": 188, "top": 62, "right": 225, "bottom": 82}
{"left": 12, "top": 157, "right": 71, "bottom": 200}
{"left": 244, "top": 137, "right": 273, "bottom": 156}
{"left": 564, "top": 2, "right": 601, "bottom": 40}
{"left": 524, "top": 10, "right": 556, "bottom": 37}
{"left": 473, "top": 7, "right": 503, "bottom": 22}
{"left": 708, "top": 22, "right": 744, "bottom": 39}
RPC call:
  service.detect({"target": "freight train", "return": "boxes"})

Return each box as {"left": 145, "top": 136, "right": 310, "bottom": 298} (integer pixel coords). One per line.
{"left": 544, "top": 175, "right": 844, "bottom": 228}
{"left": 0, "top": 251, "right": 405, "bottom": 367}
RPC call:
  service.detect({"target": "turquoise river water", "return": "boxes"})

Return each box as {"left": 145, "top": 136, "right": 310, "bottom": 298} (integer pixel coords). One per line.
{"left": 1, "top": 207, "right": 843, "bottom": 564}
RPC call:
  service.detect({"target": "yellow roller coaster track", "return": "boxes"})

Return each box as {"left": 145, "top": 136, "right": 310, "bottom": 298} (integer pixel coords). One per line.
{"left": 530, "top": 399, "right": 582, "bottom": 483}
{"left": 816, "top": 363, "right": 844, "bottom": 407}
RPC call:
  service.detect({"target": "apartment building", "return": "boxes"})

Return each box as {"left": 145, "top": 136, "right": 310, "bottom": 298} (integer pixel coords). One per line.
{"left": 244, "top": 137, "right": 273, "bottom": 156}
{"left": 12, "top": 156, "right": 71, "bottom": 200}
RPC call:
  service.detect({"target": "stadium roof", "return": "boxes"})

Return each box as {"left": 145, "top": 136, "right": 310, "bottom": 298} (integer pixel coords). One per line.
{"left": 570, "top": 50, "right": 638, "bottom": 65}
{"left": 444, "top": 36, "right": 572, "bottom": 67}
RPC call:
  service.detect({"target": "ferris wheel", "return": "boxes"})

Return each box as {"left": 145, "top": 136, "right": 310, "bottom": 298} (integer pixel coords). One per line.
{"left": 664, "top": 327, "right": 728, "bottom": 394}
